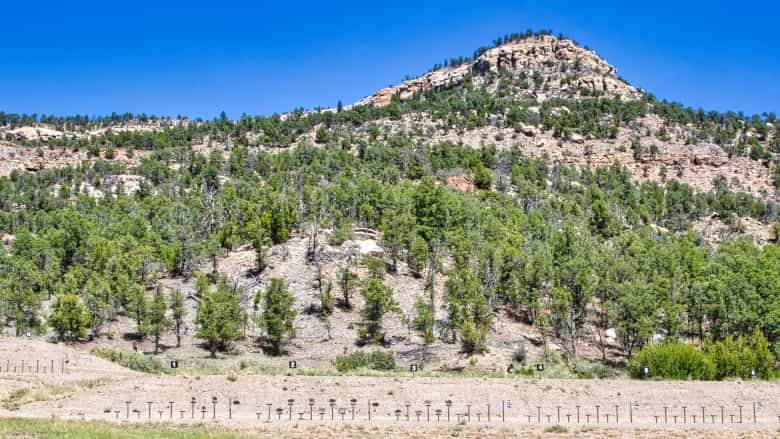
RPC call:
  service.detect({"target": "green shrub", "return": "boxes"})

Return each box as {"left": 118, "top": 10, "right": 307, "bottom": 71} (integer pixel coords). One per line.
{"left": 91, "top": 347, "right": 168, "bottom": 374}
{"left": 628, "top": 342, "right": 715, "bottom": 380}
{"left": 334, "top": 351, "right": 396, "bottom": 373}
{"left": 544, "top": 424, "right": 568, "bottom": 433}
{"left": 362, "top": 255, "right": 386, "bottom": 279}
{"left": 630, "top": 333, "right": 775, "bottom": 381}
{"left": 574, "top": 360, "right": 619, "bottom": 379}
{"left": 512, "top": 343, "right": 527, "bottom": 364}
{"left": 367, "top": 350, "right": 396, "bottom": 370}
{"left": 334, "top": 353, "right": 363, "bottom": 372}
{"left": 87, "top": 144, "right": 100, "bottom": 157}
{"left": 459, "top": 321, "right": 488, "bottom": 354}
{"left": 327, "top": 221, "right": 352, "bottom": 245}
{"left": 513, "top": 366, "right": 536, "bottom": 377}
{"left": 704, "top": 332, "right": 774, "bottom": 380}
{"left": 472, "top": 163, "right": 492, "bottom": 190}
{"left": 315, "top": 125, "right": 329, "bottom": 144}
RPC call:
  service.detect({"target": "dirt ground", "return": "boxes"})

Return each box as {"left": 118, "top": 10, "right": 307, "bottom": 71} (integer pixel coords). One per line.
{"left": 0, "top": 340, "right": 778, "bottom": 437}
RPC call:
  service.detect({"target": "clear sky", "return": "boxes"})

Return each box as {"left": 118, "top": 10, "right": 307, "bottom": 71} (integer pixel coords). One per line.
{"left": 2, "top": 0, "right": 777, "bottom": 119}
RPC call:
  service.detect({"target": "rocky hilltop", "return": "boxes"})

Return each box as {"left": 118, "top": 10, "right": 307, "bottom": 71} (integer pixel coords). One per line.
{"left": 354, "top": 35, "right": 641, "bottom": 107}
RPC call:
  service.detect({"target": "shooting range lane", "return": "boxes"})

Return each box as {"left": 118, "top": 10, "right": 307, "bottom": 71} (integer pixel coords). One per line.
{"left": 4, "top": 372, "right": 778, "bottom": 430}
{"left": 0, "top": 337, "right": 139, "bottom": 399}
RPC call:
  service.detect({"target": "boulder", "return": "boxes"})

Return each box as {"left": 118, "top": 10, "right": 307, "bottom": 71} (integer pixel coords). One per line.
{"left": 518, "top": 124, "right": 537, "bottom": 137}
{"left": 605, "top": 328, "right": 617, "bottom": 344}
{"left": 569, "top": 133, "right": 585, "bottom": 144}
{"left": 652, "top": 328, "right": 668, "bottom": 343}
{"left": 342, "top": 239, "right": 384, "bottom": 258}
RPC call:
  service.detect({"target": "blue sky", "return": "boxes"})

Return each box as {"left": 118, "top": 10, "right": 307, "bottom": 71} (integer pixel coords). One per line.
{"left": 1, "top": 0, "right": 778, "bottom": 119}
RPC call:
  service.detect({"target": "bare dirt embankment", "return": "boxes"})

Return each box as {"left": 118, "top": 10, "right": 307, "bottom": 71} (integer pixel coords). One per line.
{"left": 0, "top": 340, "right": 777, "bottom": 438}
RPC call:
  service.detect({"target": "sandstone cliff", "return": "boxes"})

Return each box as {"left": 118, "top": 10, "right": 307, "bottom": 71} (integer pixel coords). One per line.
{"left": 354, "top": 35, "right": 642, "bottom": 108}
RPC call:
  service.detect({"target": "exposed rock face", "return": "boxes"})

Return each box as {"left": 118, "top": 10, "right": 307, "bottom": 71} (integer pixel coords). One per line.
{"left": 0, "top": 119, "right": 188, "bottom": 143}
{"left": 0, "top": 141, "right": 150, "bottom": 177}
{"left": 8, "top": 126, "right": 64, "bottom": 141}
{"left": 446, "top": 175, "right": 474, "bottom": 192}
{"left": 342, "top": 239, "right": 384, "bottom": 258}
{"left": 354, "top": 35, "right": 641, "bottom": 108}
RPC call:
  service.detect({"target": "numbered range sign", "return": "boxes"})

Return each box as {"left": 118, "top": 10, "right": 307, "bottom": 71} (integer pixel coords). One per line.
{"left": 170, "top": 360, "right": 178, "bottom": 369}
{"left": 409, "top": 364, "right": 418, "bottom": 373}
{"left": 536, "top": 363, "right": 544, "bottom": 372}
{"left": 288, "top": 360, "right": 297, "bottom": 369}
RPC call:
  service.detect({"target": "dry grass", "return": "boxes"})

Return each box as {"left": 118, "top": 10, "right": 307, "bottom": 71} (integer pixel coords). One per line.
{"left": 0, "top": 418, "right": 777, "bottom": 439}
{"left": 0, "top": 384, "right": 71, "bottom": 411}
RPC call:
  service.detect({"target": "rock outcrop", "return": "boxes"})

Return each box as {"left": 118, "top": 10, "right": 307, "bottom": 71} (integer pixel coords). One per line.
{"left": 8, "top": 126, "right": 64, "bottom": 141}
{"left": 354, "top": 35, "right": 641, "bottom": 108}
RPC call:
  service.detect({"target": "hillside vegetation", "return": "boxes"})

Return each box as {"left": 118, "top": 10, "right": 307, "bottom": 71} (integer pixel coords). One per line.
{"left": 0, "top": 32, "right": 778, "bottom": 378}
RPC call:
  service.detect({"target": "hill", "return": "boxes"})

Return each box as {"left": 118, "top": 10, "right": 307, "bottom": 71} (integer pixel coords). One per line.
{"left": 0, "top": 31, "right": 778, "bottom": 379}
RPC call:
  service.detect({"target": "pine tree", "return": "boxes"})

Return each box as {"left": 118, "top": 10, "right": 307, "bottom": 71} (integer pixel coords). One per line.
{"left": 409, "top": 236, "right": 429, "bottom": 277}
{"left": 169, "top": 289, "right": 186, "bottom": 347}
{"left": 196, "top": 284, "right": 243, "bottom": 357}
{"left": 337, "top": 267, "right": 357, "bottom": 309}
{"left": 48, "top": 294, "right": 90, "bottom": 342}
{"left": 360, "top": 278, "right": 399, "bottom": 344}
{"left": 144, "top": 287, "right": 171, "bottom": 354}
{"left": 258, "top": 278, "right": 297, "bottom": 355}
{"left": 126, "top": 283, "right": 147, "bottom": 332}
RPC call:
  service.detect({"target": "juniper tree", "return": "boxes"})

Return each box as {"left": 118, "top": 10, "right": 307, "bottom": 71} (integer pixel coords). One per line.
{"left": 409, "top": 236, "right": 428, "bottom": 277}
{"left": 144, "top": 287, "right": 171, "bottom": 354}
{"left": 169, "top": 289, "right": 186, "bottom": 347}
{"left": 196, "top": 282, "right": 244, "bottom": 357}
{"left": 258, "top": 278, "right": 297, "bottom": 355}
{"left": 337, "top": 267, "right": 357, "bottom": 309}
{"left": 48, "top": 294, "right": 90, "bottom": 342}
{"left": 360, "top": 278, "right": 398, "bottom": 344}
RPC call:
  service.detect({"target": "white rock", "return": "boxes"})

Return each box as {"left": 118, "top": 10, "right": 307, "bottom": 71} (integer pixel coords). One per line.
{"left": 9, "top": 126, "right": 63, "bottom": 141}
{"left": 652, "top": 328, "right": 668, "bottom": 343}
{"left": 605, "top": 328, "right": 617, "bottom": 344}
{"left": 342, "top": 239, "right": 384, "bottom": 258}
